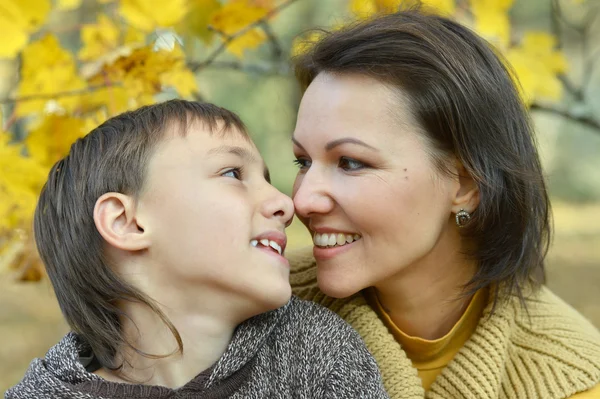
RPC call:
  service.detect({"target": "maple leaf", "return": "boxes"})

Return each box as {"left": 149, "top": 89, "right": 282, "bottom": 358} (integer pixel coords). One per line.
{"left": 0, "top": 0, "right": 51, "bottom": 58}
{"left": 291, "top": 31, "right": 324, "bottom": 58}
{"left": 78, "top": 14, "right": 121, "bottom": 61}
{"left": 209, "top": 0, "right": 273, "bottom": 57}
{"left": 521, "top": 32, "right": 568, "bottom": 74}
{"left": 16, "top": 35, "right": 87, "bottom": 117}
{"left": 178, "top": 0, "right": 222, "bottom": 44}
{"left": 118, "top": 0, "right": 189, "bottom": 32}
{"left": 25, "top": 114, "right": 86, "bottom": 168}
{"left": 57, "top": 0, "right": 82, "bottom": 10}
{"left": 86, "top": 45, "right": 197, "bottom": 114}
{"left": 0, "top": 131, "right": 47, "bottom": 232}
{"left": 351, "top": 0, "right": 455, "bottom": 17}
{"left": 469, "top": 0, "right": 514, "bottom": 47}
{"left": 506, "top": 41, "right": 566, "bottom": 105}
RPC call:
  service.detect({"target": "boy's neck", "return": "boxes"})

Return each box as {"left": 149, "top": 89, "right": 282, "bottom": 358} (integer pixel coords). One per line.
{"left": 98, "top": 290, "right": 245, "bottom": 388}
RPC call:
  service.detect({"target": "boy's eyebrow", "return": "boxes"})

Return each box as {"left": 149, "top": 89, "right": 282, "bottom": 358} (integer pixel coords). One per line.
{"left": 207, "top": 145, "right": 271, "bottom": 182}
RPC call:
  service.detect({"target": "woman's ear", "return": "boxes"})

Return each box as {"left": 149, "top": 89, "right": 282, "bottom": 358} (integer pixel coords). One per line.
{"left": 452, "top": 161, "right": 480, "bottom": 214}
{"left": 93, "top": 192, "right": 150, "bottom": 251}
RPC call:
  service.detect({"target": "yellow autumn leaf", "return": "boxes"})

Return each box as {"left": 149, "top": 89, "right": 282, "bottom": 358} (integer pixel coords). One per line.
{"left": 506, "top": 46, "right": 563, "bottom": 104}
{"left": 0, "top": 0, "right": 51, "bottom": 58}
{"left": 0, "top": 131, "right": 47, "bottom": 232}
{"left": 78, "top": 14, "right": 120, "bottom": 61}
{"left": 419, "top": 0, "right": 455, "bottom": 15}
{"left": 125, "top": 26, "right": 146, "bottom": 45}
{"left": 86, "top": 45, "right": 196, "bottom": 112}
{"left": 57, "top": 0, "right": 82, "bottom": 10}
{"left": 291, "top": 31, "right": 324, "bottom": 58}
{"left": 178, "top": 0, "right": 222, "bottom": 43}
{"left": 16, "top": 35, "right": 87, "bottom": 117}
{"left": 350, "top": 0, "right": 378, "bottom": 17}
{"left": 209, "top": 0, "right": 272, "bottom": 57}
{"left": 521, "top": 31, "right": 568, "bottom": 74}
{"left": 351, "top": 0, "right": 455, "bottom": 18}
{"left": 469, "top": 0, "right": 514, "bottom": 11}
{"left": 119, "top": 0, "right": 189, "bottom": 32}
{"left": 26, "top": 114, "right": 86, "bottom": 168}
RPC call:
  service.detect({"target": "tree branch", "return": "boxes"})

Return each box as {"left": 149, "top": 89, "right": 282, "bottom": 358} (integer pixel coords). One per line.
{"left": 530, "top": 103, "right": 600, "bottom": 132}
{"left": 0, "top": 84, "right": 120, "bottom": 105}
{"left": 260, "top": 21, "right": 283, "bottom": 59}
{"left": 190, "top": 0, "right": 299, "bottom": 72}
{"left": 189, "top": 60, "right": 290, "bottom": 76}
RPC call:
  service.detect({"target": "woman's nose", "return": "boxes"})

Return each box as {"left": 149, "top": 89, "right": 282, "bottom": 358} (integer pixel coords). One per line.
{"left": 292, "top": 171, "right": 335, "bottom": 218}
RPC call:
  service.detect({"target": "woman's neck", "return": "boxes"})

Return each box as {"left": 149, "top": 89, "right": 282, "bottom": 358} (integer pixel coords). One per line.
{"left": 374, "top": 229, "right": 477, "bottom": 340}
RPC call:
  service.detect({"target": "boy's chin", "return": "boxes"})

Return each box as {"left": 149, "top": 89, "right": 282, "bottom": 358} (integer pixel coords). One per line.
{"left": 247, "top": 284, "right": 293, "bottom": 317}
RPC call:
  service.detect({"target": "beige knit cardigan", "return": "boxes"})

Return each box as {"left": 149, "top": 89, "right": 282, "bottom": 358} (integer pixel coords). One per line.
{"left": 288, "top": 248, "right": 600, "bottom": 399}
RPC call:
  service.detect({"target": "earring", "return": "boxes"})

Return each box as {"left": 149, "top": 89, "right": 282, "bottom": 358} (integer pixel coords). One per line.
{"left": 455, "top": 209, "right": 471, "bottom": 227}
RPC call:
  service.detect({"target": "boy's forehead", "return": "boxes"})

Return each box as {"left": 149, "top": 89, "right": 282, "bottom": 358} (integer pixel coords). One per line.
{"left": 155, "top": 118, "right": 262, "bottom": 164}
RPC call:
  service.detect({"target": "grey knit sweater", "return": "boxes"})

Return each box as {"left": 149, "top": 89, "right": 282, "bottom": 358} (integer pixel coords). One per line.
{"left": 6, "top": 296, "right": 389, "bottom": 398}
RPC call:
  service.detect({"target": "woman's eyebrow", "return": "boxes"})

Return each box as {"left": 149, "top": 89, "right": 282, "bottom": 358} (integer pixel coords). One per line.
{"left": 324, "top": 138, "right": 378, "bottom": 151}
{"left": 292, "top": 136, "right": 378, "bottom": 152}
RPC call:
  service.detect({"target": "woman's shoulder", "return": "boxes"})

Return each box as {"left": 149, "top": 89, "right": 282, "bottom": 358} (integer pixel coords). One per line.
{"left": 519, "top": 286, "right": 600, "bottom": 343}
{"left": 510, "top": 286, "right": 600, "bottom": 393}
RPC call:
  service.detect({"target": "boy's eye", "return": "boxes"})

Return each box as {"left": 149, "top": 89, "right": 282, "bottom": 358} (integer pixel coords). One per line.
{"left": 339, "top": 157, "right": 365, "bottom": 171}
{"left": 222, "top": 167, "right": 242, "bottom": 180}
{"left": 293, "top": 158, "right": 311, "bottom": 170}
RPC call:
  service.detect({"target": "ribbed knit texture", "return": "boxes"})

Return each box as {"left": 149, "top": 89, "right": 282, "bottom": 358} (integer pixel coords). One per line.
{"left": 6, "top": 296, "right": 389, "bottom": 399}
{"left": 288, "top": 247, "right": 600, "bottom": 399}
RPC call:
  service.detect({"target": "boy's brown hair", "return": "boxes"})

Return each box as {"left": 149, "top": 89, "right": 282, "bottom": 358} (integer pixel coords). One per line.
{"left": 34, "top": 100, "right": 248, "bottom": 371}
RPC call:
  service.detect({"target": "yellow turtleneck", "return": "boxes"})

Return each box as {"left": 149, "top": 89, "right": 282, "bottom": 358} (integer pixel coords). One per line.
{"left": 366, "top": 288, "right": 487, "bottom": 391}
{"left": 366, "top": 286, "right": 600, "bottom": 397}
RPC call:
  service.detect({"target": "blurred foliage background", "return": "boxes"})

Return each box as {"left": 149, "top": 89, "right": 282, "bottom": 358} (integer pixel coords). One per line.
{"left": 1, "top": 0, "right": 599, "bottom": 392}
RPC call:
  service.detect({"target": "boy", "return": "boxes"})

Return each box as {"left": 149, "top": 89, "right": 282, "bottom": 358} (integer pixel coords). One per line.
{"left": 6, "top": 100, "right": 388, "bottom": 398}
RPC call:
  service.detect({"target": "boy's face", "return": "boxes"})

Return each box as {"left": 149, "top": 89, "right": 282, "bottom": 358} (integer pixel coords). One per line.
{"left": 136, "top": 120, "right": 294, "bottom": 318}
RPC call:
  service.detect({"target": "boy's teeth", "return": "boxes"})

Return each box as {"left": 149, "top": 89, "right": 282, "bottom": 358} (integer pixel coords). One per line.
{"left": 313, "top": 233, "right": 361, "bottom": 248}
{"left": 269, "top": 241, "right": 282, "bottom": 255}
{"left": 251, "top": 238, "right": 283, "bottom": 255}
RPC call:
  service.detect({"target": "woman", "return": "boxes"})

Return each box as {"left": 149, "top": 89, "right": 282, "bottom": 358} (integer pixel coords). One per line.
{"left": 288, "top": 8, "right": 600, "bottom": 399}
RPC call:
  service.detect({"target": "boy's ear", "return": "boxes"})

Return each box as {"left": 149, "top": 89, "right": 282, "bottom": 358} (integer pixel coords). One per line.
{"left": 451, "top": 161, "right": 480, "bottom": 214}
{"left": 94, "top": 193, "right": 150, "bottom": 251}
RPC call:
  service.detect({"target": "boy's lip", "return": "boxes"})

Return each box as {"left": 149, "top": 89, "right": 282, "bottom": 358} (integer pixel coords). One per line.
{"left": 251, "top": 231, "right": 287, "bottom": 255}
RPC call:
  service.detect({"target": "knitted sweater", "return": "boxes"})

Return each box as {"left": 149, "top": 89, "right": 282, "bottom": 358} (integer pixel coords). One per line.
{"left": 288, "top": 247, "right": 600, "bottom": 399}
{"left": 6, "top": 296, "right": 389, "bottom": 399}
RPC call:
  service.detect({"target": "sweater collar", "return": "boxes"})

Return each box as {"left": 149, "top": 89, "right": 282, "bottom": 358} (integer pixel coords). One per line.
{"left": 13, "top": 300, "right": 290, "bottom": 398}
{"left": 206, "top": 299, "right": 290, "bottom": 385}
{"left": 336, "top": 287, "right": 600, "bottom": 399}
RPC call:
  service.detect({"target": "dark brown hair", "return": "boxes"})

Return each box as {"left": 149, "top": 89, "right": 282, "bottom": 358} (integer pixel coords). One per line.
{"left": 34, "top": 100, "right": 248, "bottom": 371}
{"left": 293, "top": 7, "right": 551, "bottom": 307}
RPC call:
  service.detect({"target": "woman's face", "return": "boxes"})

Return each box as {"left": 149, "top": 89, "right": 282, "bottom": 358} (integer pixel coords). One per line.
{"left": 292, "top": 73, "right": 464, "bottom": 298}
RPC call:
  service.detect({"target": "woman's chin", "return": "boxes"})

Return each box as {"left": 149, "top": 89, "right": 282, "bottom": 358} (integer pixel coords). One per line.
{"left": 316, "top": 268, "right": 363, "bottom": 299}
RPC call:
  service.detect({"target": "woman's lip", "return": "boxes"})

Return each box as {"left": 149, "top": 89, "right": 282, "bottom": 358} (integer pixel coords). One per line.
{"left": 312, "top": 240, "right": 357, "bottom": 260}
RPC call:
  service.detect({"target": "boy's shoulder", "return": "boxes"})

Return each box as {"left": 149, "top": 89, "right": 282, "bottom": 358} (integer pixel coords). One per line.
{"left": 280, "top": 295, "right": 359, "bottom": 345}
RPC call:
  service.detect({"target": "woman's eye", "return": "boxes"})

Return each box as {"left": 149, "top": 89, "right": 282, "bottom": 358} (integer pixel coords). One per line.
{"left": 293, "top": 158, "right": 311, "bottom": 170}
{"left": 339, "top": 157, "right": 365, "bottom": 171}
{"left": 222, "top": 168, "right": 242, "bottom": 180}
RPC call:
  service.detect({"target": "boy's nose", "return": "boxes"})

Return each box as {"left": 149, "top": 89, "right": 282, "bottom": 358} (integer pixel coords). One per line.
{"left": 264, "top": 187, "right": 295, "bottom": 227}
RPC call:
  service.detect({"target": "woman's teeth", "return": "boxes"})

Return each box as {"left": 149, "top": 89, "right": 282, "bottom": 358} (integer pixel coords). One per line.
{"left": 313, "top": 233, "right": 361, "bottom": 248}
{"left": 250, "top": 239, "right": 282, "bottom": 255}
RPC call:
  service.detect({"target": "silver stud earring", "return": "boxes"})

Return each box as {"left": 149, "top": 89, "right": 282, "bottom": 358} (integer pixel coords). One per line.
{"left": 455, "top": 209, "right": 471, "bottom": 227}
